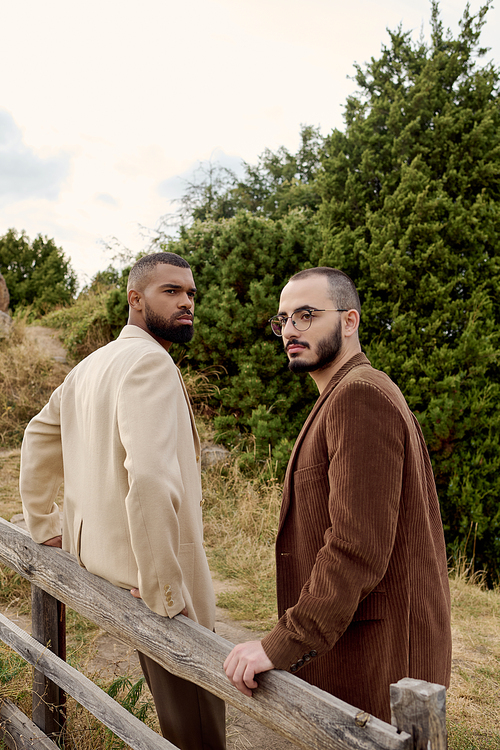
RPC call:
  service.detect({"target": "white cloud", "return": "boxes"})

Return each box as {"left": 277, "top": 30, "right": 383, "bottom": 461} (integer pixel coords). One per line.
{"left": 95, "top": 193, "right": 120, "bottom": 208}
{"left": 0, "top": 0, "right": 497, "bottom": 282}
{"left": 0, "top": 110, "right": 70, "bottom": 205}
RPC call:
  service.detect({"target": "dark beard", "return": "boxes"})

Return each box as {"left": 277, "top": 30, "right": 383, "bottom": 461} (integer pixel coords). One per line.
{"left": 144, "top": 304, "right": 194, "bottom": 344}
{"left": 288, "top": 320, "right": 342, "bottom": 374}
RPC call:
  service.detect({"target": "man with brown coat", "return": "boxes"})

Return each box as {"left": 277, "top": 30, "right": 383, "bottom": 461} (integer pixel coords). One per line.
{"left": 224, "top": 267, "right": 452, "bottom": 723}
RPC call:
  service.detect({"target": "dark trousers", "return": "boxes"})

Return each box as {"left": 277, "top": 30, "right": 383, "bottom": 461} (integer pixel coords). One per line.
{"left": 138, "top": 652, "right": 226, "bottom": 750}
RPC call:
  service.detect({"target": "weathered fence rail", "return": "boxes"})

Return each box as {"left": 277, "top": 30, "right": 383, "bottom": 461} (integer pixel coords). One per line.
{"left": 0, "top": 518, "right": 446, "bottom": 750}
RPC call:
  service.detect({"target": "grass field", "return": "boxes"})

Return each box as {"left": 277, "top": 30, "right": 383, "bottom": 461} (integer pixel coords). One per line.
{"left": 2, "top": 447, "right": 500, "bottom": 749}
{"left": 1, "top": 321, "right": 500, "bottom": 748}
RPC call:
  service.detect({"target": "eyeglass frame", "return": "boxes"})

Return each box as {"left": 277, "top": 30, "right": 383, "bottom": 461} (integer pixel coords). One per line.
{"left": 268, "top": 307, "right": 349, "bottom": 337}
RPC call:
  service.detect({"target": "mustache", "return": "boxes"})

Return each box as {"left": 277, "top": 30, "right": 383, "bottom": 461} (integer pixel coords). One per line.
{"left": 286, "top": 338, "right": 310, "bottom": 351}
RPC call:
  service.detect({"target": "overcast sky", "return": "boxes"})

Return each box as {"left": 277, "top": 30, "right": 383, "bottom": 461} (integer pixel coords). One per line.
{"left": 1, "top": 0, "right": 498, "bottom": 285}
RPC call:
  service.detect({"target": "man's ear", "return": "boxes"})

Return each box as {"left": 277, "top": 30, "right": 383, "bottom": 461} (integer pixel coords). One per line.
{"left": 344, "top": 309, "right": 360, "bottom": 338}
{"left": 128, "top": 288, "right": 143, "bottom": 311}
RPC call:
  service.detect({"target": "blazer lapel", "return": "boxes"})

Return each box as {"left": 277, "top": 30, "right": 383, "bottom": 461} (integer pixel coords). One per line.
{"left": 278, "top": 353, "right": 370, "bottom": 533}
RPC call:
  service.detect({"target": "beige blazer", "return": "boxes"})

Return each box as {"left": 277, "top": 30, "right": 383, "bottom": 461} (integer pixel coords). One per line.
{"left": 20, "top": 325, "right": 215, "bottom": 630}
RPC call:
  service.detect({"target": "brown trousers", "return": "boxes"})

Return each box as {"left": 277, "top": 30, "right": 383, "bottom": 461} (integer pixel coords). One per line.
{"left": 138, "top": 652, "right": 226, "bottom": 750}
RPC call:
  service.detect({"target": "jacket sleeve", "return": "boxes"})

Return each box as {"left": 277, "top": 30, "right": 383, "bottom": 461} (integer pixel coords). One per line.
{"left": 20, "top": 385, "right": 64, "bottom": 543}
{"left": 116, "top": 351, "right": 195, "bottom": 618}
{"left": 262, "top": 379, "right": 405, "bottom": 671}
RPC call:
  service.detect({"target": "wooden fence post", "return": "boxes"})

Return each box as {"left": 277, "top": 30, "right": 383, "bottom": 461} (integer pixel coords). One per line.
{"left": 31, "top": 585, "right": 67, "bottom": 741}
{"left": 390, "top": 677, "right": 447, "bottom": 750}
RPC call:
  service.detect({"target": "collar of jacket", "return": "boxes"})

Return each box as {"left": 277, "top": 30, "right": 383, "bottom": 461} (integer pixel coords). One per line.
{"left": 118, "top": 324, "right": 166, "bottom": 347}
{"left": 280, "top": 352, "right": 371, "bottom": 506}
{"left": 298, "top": 351, "right": 370, "bottom": 442}
{"left": 317, "top": 351, "right": 371, "bottom": 406}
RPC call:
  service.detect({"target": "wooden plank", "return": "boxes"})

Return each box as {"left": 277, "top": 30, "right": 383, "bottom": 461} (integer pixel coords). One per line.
{"left": 0, "top": 518, "right": 412, "bottom": 750}
{"left": 0, "top": 613, "right": 177, "bottom": 750}
{"left": 390, "top": 678, "right": 447, "bottom": 750}
{"left": 31, "top": 586, "right": 66, "bottom": 738}
{"left": 0, "top": 697, "right": 59, "bottom": 750}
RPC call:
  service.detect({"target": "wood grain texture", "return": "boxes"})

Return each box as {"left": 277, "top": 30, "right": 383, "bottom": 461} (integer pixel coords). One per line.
{"left": 0, "top": 614, "right": 176, "bottom": 750}
{"left": 0, "top": 698, "right": 59, "bottom": 750}
{"left": 0, "top": 518, "right": 413, "bottom": 750}
{"left": 390, "top": 678, "right": 447, "bottom": 750}
{"left": 31, "top": 586, "right": 66, "bottom": 737}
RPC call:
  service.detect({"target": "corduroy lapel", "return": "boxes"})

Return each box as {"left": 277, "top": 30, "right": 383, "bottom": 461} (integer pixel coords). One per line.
{"left": 278, "top": 352, "right": 371, "bottom": 533}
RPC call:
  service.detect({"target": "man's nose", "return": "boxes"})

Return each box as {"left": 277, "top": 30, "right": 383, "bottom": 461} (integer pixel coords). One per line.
{"left": 179, "top": 294, "right": 193, "bottom": 308}
{"left": 282, "top": 317, "right": 297, "bottom": 338}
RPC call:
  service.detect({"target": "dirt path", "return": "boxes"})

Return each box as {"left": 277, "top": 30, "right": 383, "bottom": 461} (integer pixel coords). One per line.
{"left": 24, "top": 325, "right": 68, "bottom": 364}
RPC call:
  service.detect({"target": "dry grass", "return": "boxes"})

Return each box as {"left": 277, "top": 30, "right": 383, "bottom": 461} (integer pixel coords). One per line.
{"left": 200, "top": 431, "right": 282, "bottom": 631}
{"left": 42, "top": 288, "right": 116, "bottom": 364}
{"left": 0, "top": 318, "right": 69, "bottom": 449}
{"left": 2, "top": 448, "right": 500, "bottom": 748}
{"left": 447, "top": 562, "right": 500, "bottom": 749}
{"left": 0, "top": 449, "right": 21, "bottom": 520}
{"left": 0, "top": 639, "right": 157, "bottom": 750}
{"left": 2, "top": 325, "right": 500, "bottom": 748}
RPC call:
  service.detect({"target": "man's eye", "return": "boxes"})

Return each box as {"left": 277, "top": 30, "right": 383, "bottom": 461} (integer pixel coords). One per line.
{"left": 300, "top": 311, "right": 313, "bottom": 321}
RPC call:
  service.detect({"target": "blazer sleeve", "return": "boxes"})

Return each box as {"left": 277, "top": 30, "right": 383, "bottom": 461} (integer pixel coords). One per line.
{"left": 262, "top": 379, "right": 405, "bottom": 670}
{"left": 116, "top": 351, "right": 194, "bottom": 618}
{"left": 20, "top": 385, "right": 64, "bottom": 543}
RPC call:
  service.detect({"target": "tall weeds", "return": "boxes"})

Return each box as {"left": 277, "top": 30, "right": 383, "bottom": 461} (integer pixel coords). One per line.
{"left": 0, "top": 320, "right": 68, "bottom": 449}
{"left": 201, "top": 440, "right": 282, "bottom": 629}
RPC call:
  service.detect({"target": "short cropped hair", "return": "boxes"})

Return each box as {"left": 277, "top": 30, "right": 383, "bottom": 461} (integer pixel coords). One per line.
{"left": 127, "top": 252, "right": 191, "bottom": 293}
{"left": 288, "top": 267, "right": 361, "bottom": 315}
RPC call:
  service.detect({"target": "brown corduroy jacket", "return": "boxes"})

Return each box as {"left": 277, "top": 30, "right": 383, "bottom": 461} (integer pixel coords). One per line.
{"left": 261, "top": 353, "right": 452, "bottom": 722}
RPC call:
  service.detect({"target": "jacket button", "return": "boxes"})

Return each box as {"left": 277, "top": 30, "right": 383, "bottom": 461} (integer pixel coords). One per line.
{"left": 290, "top": 664, "right": 298, "bottom": 673}
{"left": 304, "top": 654, "right": 311, "bottom": 662}
{"left": 296, "top": 659, "right": 304, "bottom": 668}
{"left": 309, "top": 650, "right": 317, "bottom": 657}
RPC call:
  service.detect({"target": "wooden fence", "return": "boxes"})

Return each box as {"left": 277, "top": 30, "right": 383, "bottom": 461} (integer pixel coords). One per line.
{"left": 0, "top": 518, "right": 447, "bottom": 750}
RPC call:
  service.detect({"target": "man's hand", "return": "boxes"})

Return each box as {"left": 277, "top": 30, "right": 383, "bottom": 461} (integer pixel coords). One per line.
{"left": 129, "top": 589, "right": 188, "bottom": 617}
{"left": 224, "top": 641, "right": 275, "bottom": 697}
{"left": 42, "top": 536, "right": 62, "bottom": 548}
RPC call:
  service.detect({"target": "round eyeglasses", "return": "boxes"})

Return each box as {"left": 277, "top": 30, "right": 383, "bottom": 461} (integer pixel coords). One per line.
{"left": 268, "top": 308, "right": 348, "bottom": 336}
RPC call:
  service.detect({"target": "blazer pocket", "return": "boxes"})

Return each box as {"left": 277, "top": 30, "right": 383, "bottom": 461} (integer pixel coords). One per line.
{"left": 293, "top": 462, "right": 328, "bottom": 486}
{"left": 352, "top": 590, "right": 386, "bottom": 622}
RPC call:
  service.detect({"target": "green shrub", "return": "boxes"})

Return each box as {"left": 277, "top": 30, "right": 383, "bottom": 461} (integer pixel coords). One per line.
{"left": 0, "top": 229, "right": 77, "bottom": 314}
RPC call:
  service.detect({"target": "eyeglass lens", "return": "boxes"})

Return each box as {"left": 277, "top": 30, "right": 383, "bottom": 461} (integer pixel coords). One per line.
{"left": 271, "top": 310, "right": 313, "bottom": 335}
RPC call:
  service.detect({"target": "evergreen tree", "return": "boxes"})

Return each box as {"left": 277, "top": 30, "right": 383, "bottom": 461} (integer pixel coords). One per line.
{"left": 316, "top": 1, "right": 500, "bottom": 576}
{"left": 44, "top": 0, "right": 500, "bottom": 578}
{"left": 0, "top": 229, "right": 77, "bottom": 313}
{"left": 175, "top": 125, "right": 324, "bottom": 225}
{"left": 165, "top": 210, "right": 320, "bottom": 463}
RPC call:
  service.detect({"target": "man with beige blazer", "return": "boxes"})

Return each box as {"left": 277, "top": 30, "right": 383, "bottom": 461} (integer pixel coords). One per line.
{"left": 224, "top": 267, "right": 452, "bottom": 723}
{"left": 20, "top": 252, "right": 226, "bottom": 750}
